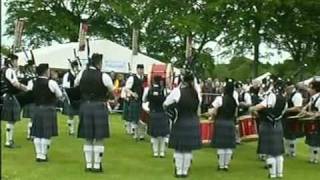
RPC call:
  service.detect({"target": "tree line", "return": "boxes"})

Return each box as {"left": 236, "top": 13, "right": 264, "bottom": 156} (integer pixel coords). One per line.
{"left": 3, "top": 0, "right": 320, "bottom": 80}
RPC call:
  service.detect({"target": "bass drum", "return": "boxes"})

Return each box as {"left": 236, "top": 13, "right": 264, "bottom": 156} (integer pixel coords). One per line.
{"left": 148, "top": 64, "right": 173, "bottom": 89}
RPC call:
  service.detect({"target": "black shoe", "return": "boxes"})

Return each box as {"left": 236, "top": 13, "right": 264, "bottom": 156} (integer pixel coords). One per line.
{"left": 174, "top": 168, "right": 181, "bottom": 178}
{"left": 139, "top": 137, "right": 145, "bottom": 141}
{"left": 36, "top": 158, "right": 48, "bottom": 162}
{"left": 223, "top": 167, "right": 229, "bottom": 171}
{"left": 4, "top": 142, "right": 21, "bottom": 149}
{"left": 217, "top": 166, "right": 223, "bottom": 171}
{"left": 181, "top": 174, "right": 188, "bottom": 178}
{"left": 91, "top": 163, "right": 103, "bottom": 173}
{"left": 85, "top": 167, "right": 92, "bottom": 172}
{"left": 68, "top": 132, "right": 75, "bottom": 136}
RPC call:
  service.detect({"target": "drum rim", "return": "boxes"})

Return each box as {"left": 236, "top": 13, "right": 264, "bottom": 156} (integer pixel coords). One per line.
{"left": 237, "top": 115, "right": 254, "bottom": 121}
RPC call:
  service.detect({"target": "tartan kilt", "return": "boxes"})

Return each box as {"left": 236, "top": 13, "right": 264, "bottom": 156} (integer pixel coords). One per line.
{"left": 62, "top": 100, "right": 79, "bottom": 116}
{"left": 1, "top": 94, "right": 21, "bottom": 122}
{"left": 305, "top": 133, "right": 320, "bottom": 147}
{"left": 122, "top": 100, "right": 129, "bottom": 121}
{"left": 22, "top": 103, "right": 35, "bottom": 119}
{"left": 257, "top": 120, "right": 284, "bottom": 156}
{"left": 169, "top": 114, "right": 202, "bottom": 151}
{"left": 148, "top": 111, "right": 170, "bottom": 137}
{"left": 128, "top": 100, "right": 142, "bottom": 123}
{"left": 211, "top": 118, "right": 236, "bottom": 149}
{"left": 31, "top": 105, "right": 58, "bottom": 138}
{"left": 78, "top": 101, "right": 110, "bottom": 140}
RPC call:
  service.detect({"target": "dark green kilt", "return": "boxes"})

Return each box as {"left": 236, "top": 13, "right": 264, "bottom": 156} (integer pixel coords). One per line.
{"left": 128, "top": 100, "right": 142, "bottom": 123}
{"left": 1, "top": 94, "right": 21, "bottom": 122}
{"left": 122, "top": 100, "right": 129, "bottom": 121}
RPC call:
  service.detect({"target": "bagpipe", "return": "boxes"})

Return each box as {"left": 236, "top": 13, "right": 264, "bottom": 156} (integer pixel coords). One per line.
{"left": 15, "top": 48, "right": 36, "bottom": 108}
{"left": 61, "top": 49, "right": 83, "bottom": 107}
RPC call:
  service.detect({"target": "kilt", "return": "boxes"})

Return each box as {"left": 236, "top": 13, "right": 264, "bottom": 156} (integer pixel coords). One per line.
{"left": 128, "top": 100, "right": 142, "bottom": 123}
{"left": 31, "top": 105, "right": 58, "bottom": 138}
{"left": 305, "top": 133, "right": 320, "bottom": 147}
{"left": 78, "top": 101, "right": 110, "bottom": 140}
{"left": 1, "top": 94, "right": 21, "bottom": 122}
{"left": 62, "top": 100, "right": 79, "bottom": 116}
{"left": 122, "top": 100, "right": 129, "bottom": 121}
{"left": 169, "top": 114, "right": 202, "bottom": 151}
{"left": 211, "top": 118, "right": 236, "bottom": 149}
{"left": 148, "top": 111, "right": 170, "bottom": 137}
{"left": 257, "top": 121, "right": 284, "bottom": 156}
{"left": 22, "top": 103, "right": 35, "bottom": 119}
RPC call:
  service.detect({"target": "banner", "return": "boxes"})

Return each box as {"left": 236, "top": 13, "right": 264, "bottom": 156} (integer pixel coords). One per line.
{"left": 13, "top": 19, "right": 25, "bottom": 52}
{"left": 78, "top": 21, "right": 89, "bottom": 51}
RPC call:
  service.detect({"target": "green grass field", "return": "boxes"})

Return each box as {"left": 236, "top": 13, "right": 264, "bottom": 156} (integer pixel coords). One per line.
{"left": 1, "top": 113, "right": 320, "bottom": 180}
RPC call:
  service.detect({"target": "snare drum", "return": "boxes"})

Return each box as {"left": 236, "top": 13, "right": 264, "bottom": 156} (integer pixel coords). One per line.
{"left": 238, "top": 115, "right": 258, "bottom": 141}
{"left": 304, "top": 120, "right": 320, "bottom": 135}
{"left": 200, "top": 120, "right": 215, "bottom": 144}
{"left": 284, "top": 116, "right": 305, "bottom": 138}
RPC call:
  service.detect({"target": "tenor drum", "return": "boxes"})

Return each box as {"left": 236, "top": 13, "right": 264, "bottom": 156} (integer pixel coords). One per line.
{"left": 200, "top": 119, "right": 215, "bottom": 144}
{"left": 148, "top": 64, "right": 173, "bottom": 89}
{"left": 238, "top": 115, "right": 258, "bottom": 141}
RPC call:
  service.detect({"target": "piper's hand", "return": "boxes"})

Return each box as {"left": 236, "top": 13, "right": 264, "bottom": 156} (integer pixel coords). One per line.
{"left": 163, "top": 104, "right": 168, "bottom": 111}
{"left": 249, "top": 106, "right": 256, "bottom": 113}
{"left": 132, "top": 92, "right": 138, "bottom": 98}
{"left": 208, "top": 108, "right": 214, "bottom": 115}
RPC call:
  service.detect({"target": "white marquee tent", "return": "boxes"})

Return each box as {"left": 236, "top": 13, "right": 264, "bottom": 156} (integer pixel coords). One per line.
{"left": 253, "top": 72, "right": 272, "bottom": 82}
{"left": 16, "top": 39, "right": 176, "bottom": 74}
{"left": 300, "top": 76, "right": 320, "bottom": 85}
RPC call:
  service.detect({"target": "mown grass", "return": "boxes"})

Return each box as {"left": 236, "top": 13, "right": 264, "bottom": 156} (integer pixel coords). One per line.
{"left": 1, "top": 113, "right": 320, "bottom": 180}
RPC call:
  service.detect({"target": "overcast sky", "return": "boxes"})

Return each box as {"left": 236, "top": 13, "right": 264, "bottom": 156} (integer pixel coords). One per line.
{"left": 1, "top": 0, "right": 291, "bottom": 64}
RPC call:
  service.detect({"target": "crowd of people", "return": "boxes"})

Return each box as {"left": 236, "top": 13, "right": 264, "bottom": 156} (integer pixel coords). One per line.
{"left": 1, "top": 53, "right": 320, "bottom": 179}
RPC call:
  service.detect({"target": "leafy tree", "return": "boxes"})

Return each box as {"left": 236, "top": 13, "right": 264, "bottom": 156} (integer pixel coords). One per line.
{"left": 209, "top": 0, "right": 280, "bottom": 78}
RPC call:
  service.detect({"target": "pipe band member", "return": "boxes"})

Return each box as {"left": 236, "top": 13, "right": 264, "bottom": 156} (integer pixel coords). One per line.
{"left": 301, "top": 80, "right": 320, "bottom": 164}
{"left": 249, "top": 78, "right": 287, "bottom": 179}
{"left": 163, "top": 72, "right": 201, "bottom": 178}
{"left": 283, "top": 83, "right": 303, "bottom": 157}
{"left": 62, "top": 60, "right": 80, "bottom": 135}
{"left": 209, "top": 79, "right": 238, "bottom": 171}
{"left": 143, "top": 75, "right": 170, "bottom": 158}
{"left": 1, "top": 54, "right": 29, "bottom": 148}
{"left": 74, "top": 53, "right": 114, "bottom": 172}
{"left": 31, "top": 63, "right": 63, "bottom": 162}
{"left": 125, "top": 64, "right": 145, "bottom": 140}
